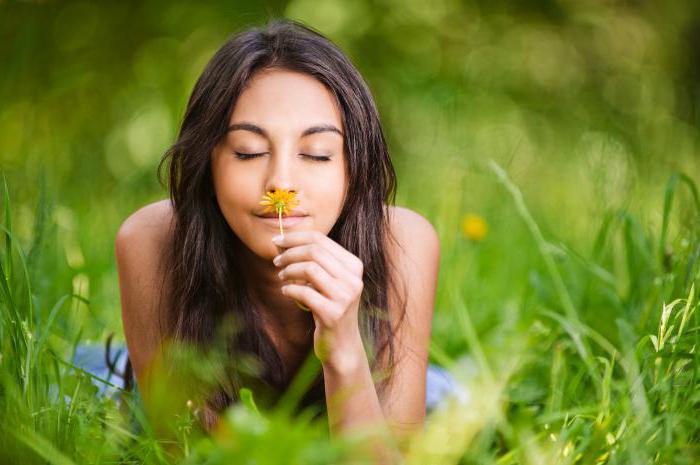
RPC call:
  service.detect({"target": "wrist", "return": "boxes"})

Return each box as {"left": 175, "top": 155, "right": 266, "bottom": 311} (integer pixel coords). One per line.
{"left": 322, "top": 330, "right": 366, "bottom": 376}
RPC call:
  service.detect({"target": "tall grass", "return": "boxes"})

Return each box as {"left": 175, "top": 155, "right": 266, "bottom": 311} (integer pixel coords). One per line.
{"left": 1, "top": 163, "right": 698, "bottom": 464}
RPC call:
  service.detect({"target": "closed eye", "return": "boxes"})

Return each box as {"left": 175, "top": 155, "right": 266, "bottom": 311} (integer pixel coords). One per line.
{"left": 233, "top": 152, "right": 266, "bottom": 160}
{"left": 234, "top": 152, "right": 331, "bottom": 162}
{"left": 303, "top": 154, "right": 332, "bottom": 162}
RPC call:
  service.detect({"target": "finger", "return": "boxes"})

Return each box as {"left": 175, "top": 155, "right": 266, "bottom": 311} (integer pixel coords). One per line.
{"left": 273, "top": 231, "right": 363, "bottom": 276}
{"left": 275, "top": 243, "right": 347, "bottom": 280}
{"left": 280, "top": 261, "right": 347, "bottom": 301}
{"left": 282, "top": 283, "right": 331, "bottom": 321}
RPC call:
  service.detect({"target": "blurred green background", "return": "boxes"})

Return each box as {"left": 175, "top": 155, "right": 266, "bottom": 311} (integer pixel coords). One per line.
{"left": 3, "top": 0, "right": 698, "bottom": 344}
{"left": 2, "top": 1, "right": 700, "bottom": 463}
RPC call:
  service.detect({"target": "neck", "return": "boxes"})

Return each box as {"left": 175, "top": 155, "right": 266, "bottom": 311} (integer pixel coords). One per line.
{"left": 238, "top": 242, "right": 314, "bottom": 347}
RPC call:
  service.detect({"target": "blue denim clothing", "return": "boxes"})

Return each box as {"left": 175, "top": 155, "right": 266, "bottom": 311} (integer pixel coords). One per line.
{"left": 72, "top": 342, "right": 133, "bottom": 398}
{"left": 72, "top": 342, "right": 468, "bottom": 414}
{"left": 425, "top": 363, "right": 470, "bottom": 412}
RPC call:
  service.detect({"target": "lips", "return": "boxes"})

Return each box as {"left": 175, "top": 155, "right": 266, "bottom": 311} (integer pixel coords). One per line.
{"left": 256, "top": 213, "right": 308, "bottom": 218}
{"left": 256, "top": 209, "right": 308, "bottom": 218}
{"left": 257, "top": 215, "right": 307, "bottom": 228}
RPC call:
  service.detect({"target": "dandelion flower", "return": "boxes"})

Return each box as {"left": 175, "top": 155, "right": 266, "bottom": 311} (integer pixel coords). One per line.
{"left": 259, "top": 189, "right": 310, "bottom": 312}
{"left": 461, "top": 213, "right": 488, "bottom": 241}
{"left": 259, "top": 189, "right": 300, "bottom": 236}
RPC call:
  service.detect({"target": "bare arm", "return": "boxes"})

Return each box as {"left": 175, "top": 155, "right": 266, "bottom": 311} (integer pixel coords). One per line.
{"left": 114, "top": 200, "right": 174, "bottom": 409}
{"left": 323, "top": 206, "right": 440, "bottom": 463}
{"left": 379, "top": 207, "right": 440, "bottom": 447}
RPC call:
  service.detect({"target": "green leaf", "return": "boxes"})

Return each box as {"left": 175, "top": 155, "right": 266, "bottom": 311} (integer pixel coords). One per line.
{"left": 239, "top": 387, "right": 260, "bottom": 415}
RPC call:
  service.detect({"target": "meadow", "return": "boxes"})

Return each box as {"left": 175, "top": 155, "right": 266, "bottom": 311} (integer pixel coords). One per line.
{"left": 1, "top": 1, "right": 699, "bottom": 464}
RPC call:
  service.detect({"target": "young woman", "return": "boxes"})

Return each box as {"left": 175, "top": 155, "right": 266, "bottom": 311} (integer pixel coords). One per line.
{"left": 111, "top": 17, "right": 451, "bottom": 451}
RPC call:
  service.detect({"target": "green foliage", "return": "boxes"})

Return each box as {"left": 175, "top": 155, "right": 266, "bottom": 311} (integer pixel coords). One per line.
{"left": 1, "top": 1, "right": 699, "bottom": 464}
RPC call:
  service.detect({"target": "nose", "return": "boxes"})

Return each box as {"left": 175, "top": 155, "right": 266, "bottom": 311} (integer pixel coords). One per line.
{"left": 263, "top": 149, "right": 298, "bottom": 194}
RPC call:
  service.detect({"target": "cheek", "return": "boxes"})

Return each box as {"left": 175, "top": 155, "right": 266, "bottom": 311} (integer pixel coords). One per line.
{"left": 313, "top": 164, "right": 344, "bottom": 192}
{"left": 310, "top": 165, "right": 347, "bottom": 220}
{"left": 212, "top": 162, "right": 256, "bottom": 207}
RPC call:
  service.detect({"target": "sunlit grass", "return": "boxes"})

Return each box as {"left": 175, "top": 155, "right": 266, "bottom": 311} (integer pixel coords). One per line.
{"left": 2, "top": 2, "right": 700, "bottom": 463}
{"left": 1, "top": 159, "right": 698, "bottom": 463}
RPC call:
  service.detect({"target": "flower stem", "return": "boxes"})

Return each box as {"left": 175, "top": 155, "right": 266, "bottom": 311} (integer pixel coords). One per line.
{"left": 274, "top": 200, "right": 308, "bottom": 311}
{"left": 277, "top": 206, "right": 284, "bottom": 236}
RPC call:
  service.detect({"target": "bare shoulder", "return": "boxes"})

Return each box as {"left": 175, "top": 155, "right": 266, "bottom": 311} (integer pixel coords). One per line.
{"left": 114, "top": 198, "right": 175, "bottom": 382}
{"left": 116, "top": 198, "right": 174, "bottom": 244}
{"left": 382, "top": 203, "right": 441, "bottom": 321}
{"left": 384, "top": 204, "right": 440, "bottom": 258}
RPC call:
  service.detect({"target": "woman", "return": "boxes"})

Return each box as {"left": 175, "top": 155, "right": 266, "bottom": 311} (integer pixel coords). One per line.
{"left": 109, "top": 17, "right": 458, "bottom": 452}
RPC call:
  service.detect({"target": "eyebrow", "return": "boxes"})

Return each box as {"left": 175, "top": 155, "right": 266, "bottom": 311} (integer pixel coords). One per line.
{"left": 227, "top": 122, "right": 343, "bottom": 138}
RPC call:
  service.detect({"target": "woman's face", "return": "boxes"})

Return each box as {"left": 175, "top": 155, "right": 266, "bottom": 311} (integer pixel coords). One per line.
{"left": 211, "top": 68, "right": 348, "bottom": 260}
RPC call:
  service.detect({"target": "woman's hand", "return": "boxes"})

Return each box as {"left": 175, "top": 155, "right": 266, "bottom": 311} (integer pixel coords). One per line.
{"left": 272, "top": 231, "right": 365, "bottom": 372}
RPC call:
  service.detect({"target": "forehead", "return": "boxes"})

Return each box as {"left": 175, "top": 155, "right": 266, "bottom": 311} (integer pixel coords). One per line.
{"left": 230, "top": 68, "right": 343, "bottom": 132}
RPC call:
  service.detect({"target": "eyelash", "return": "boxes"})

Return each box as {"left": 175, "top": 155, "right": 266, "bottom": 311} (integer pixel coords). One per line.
{"left": 234, "top": 152, "right": 331, "bottom": 162}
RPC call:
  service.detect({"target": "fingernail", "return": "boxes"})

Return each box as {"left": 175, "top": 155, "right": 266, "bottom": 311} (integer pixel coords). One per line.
{"left": 272, "top": 235, "right": 283, "bottom": 244}
{"left": 273, "top": 255, "right": 282, "bottom": 266}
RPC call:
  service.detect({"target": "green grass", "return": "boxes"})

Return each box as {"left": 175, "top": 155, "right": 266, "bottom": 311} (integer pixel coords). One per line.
{"left": 2, "top": 2, "right": 700, "bottom": 463}
{"left": 1, "top": 161, "right": 697, "bottom": 464}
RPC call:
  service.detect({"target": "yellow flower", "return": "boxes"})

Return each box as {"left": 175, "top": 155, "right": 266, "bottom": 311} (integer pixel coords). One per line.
{"left": 259, "top": 189, "right": 310, "bottom": 312}
{"left": 461, "top": 213, "right": 488, "bottom": 241}
{"left": 259, "top": 189, "right": 300, "bottom": 236}
{"left": 259, "top": 189, "right": 299, "bottom": 216}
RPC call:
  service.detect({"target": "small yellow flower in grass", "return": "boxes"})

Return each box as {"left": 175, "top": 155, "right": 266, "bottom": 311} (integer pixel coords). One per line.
{"left": 259, "top": 189, "right": 310, "bottom": 312}
{"left": 259, "top": 188, "right": 300, "bottom": 236}
{"left": 462, "top": 213, "right": 488, "bottom": 241}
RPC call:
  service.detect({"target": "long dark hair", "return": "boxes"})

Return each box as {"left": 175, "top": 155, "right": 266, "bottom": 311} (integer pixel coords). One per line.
{"left": 154, "top": 17, "right": 407, "bottom": 430}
